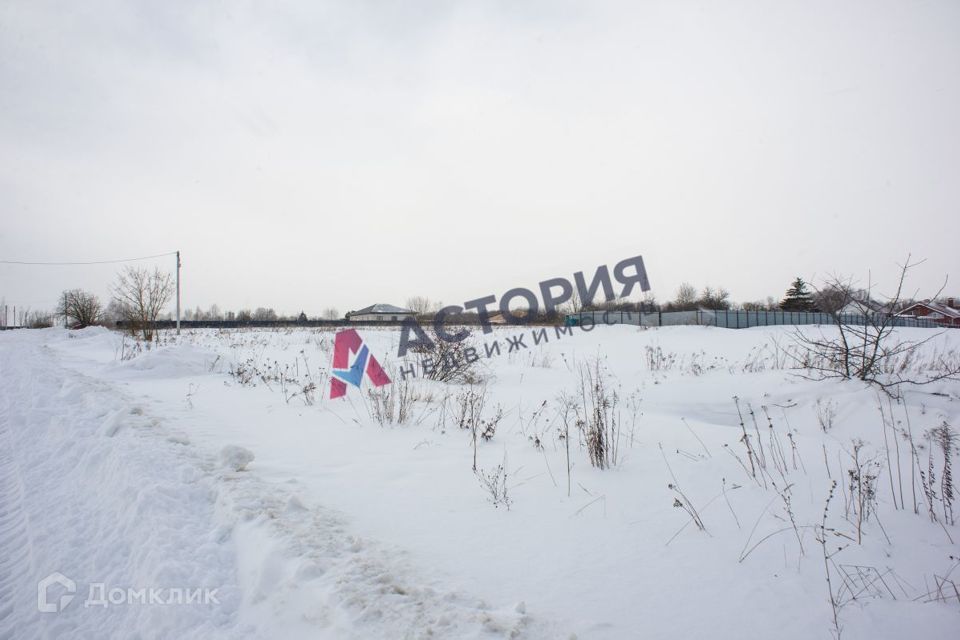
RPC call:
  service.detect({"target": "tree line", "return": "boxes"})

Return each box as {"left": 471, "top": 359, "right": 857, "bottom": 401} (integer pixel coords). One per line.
{"left": 16, "top": 272, "right": 955, "bottom": 336}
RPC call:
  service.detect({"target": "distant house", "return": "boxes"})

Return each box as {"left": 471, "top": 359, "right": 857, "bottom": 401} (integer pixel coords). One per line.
{"left": 898, "top": 298, "right": 960, "bottom": 328}
{"left": 346, "top": 303, "right": 414, "bottom": 322}
{"left": 836, "top": 292, "right": 887, "bottom": 317}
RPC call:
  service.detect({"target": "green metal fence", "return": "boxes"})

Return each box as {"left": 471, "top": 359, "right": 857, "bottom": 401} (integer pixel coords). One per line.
{"left": 566, "top": 309, "right": 938, "bottom": 329}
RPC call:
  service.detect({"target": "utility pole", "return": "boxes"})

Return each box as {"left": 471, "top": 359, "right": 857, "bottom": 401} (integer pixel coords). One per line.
{"left": 176, "top": 250, "right": 181, "bottom": 335}
{"left": 63, "top": 292, "right": 68, "bottom": 328}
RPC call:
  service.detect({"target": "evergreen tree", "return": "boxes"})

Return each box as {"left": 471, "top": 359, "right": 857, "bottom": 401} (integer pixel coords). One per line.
{"left": 780, "top": 277, "right": 815, "bottom": 311}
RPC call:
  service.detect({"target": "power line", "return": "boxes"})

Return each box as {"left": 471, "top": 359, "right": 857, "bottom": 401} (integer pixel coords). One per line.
{"left": 0, "top": 251, "right": 177, "bottom": 266}
{"left": 1, "top": 249, "right": 183, "bottom": 334}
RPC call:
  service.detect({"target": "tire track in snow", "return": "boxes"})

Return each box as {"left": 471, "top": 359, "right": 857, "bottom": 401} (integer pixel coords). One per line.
{"left": 0, "top": 399, "right": 34, "bottom": 640}
{"left": 0, "top": 336, "right": 244, "bottom": 640}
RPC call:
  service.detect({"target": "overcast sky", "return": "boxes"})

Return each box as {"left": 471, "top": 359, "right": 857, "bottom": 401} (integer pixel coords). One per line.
{"left": 1, "top": 0, "right": 958, "bottom": 317}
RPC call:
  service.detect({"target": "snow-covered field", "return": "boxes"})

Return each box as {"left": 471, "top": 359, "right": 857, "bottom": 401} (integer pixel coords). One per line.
{"left": 1, "top": 324, "right": 958, "bottom": 639}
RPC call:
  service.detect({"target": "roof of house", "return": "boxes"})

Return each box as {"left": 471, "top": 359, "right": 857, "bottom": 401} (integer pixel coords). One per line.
{"left": 838, "top": 293, "right": 887, "bottom": 314}
{"left": 900, "top": 300, "right": 960, "bottom": 320}
{"left": 348, "top": 303, "right": 413, "bottom": 316}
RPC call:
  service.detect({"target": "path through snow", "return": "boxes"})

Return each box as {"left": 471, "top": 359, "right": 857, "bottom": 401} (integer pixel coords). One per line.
{"left": 0, "top": 330, "right": 545, "bottom": 639}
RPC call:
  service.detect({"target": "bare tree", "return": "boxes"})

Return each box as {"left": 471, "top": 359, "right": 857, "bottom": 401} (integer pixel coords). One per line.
{"left": 57, "top": 289, "right": 103, "bottom": 328}
{"left": 322, "top": 307, "right": 340, "bottom": 320}
{"left": 742, "top": 298, "right": 778, "bottom": 311}
{"left": 101, "top": 299, "right": 126, "bottom": 326}
{"left": 812, "top": 284, "right": 849, "bottom": 315}
{"left": 672, "top": 282, "right": 698, "bottom": 310}
{"left": 112, "top": 266, "right": 174, "bottom": 341}
{"left": 788, "top": 257, "right": 960, "bottom": 395}
{"left": 570, "top": 289, "right": 583, "bottom": 313}
{"left": 698, "top": 286, "right": 731, "bottom": 310}
{"left": 27, "top": 310, "right": 54, "bottom": 328}
{"left": 640, "top": 290, "right": 658, "bottom": 312}
{"left": 252, "top": 307, "right": 277, "bottom": 321}
{"left": 406, "top": 296, "right": 432, "bottom": 316}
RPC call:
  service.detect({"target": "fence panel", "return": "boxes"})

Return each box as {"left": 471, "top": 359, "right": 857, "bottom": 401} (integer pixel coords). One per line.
{"left": 568, "top": 310, "right": 938, "bottom": 329}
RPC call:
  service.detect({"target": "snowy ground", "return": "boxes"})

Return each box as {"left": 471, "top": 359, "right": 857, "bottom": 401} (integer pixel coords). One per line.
{"left": 1, "top": 324, "right": 958, "bottom": 639}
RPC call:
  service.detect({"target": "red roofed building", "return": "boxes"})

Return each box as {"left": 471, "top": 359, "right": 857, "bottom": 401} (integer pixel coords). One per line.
{"left": 898, "top": 298, "right": 960, "bottom": 328}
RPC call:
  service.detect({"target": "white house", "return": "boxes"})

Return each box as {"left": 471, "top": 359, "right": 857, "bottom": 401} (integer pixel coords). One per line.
{"left": 346, "top": 303, "right": 414, "bottom": 322}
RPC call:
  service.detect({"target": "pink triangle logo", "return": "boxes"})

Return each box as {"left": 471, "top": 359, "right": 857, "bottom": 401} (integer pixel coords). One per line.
{"left": 329, "top": 329, "right": 391, "bottom": 398}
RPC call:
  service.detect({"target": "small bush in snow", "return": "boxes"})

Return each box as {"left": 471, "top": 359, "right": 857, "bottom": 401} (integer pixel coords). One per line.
{"left": 579, "top": 358, "right": 620, "bottom": 470}
{"left": 366, "top": 376, "right": 416, "bottom": 426}
{"left": 816, "top": 398, "right": 838, "bottom": 432}
{"left": 411, "top": 329, "right": 485, "bottom": 384}
{"left": 476, "top": 462, "right": 511, "bottom": 510}
{"left": 844, "top": 440, "right": 881, "bottom": 545}
{"left": 453, "top": 384, "right": 502, "bottom": 471}
{"left": 921, "top": 422, "right": 957, "bottom": 527}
